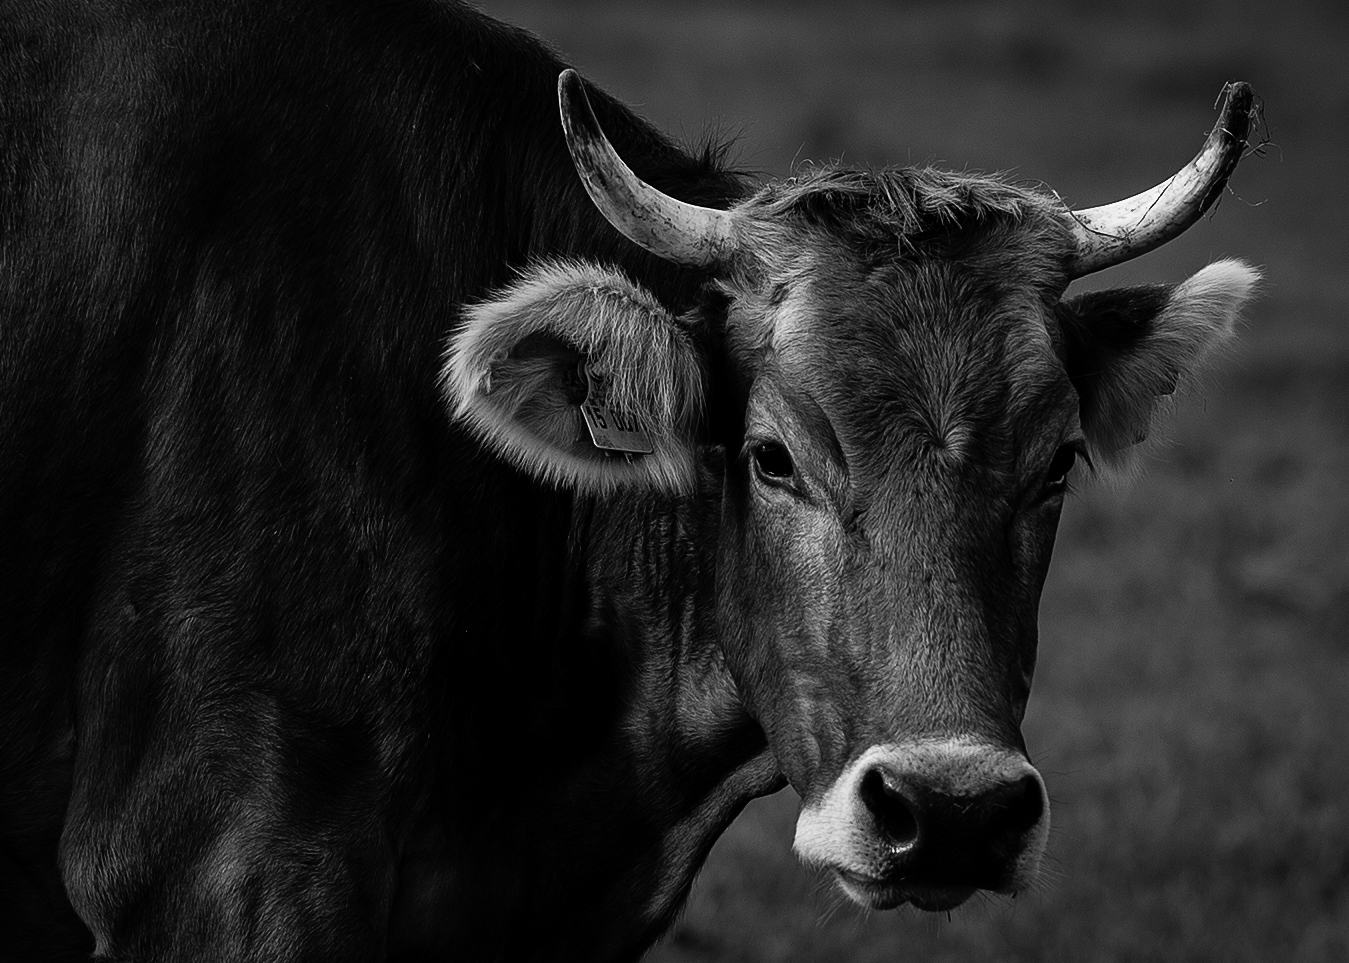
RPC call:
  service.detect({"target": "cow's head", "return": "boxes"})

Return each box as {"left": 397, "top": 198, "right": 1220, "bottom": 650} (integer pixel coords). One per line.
{"left": 444, "top": 73, "right": 1259, "bottom": 911}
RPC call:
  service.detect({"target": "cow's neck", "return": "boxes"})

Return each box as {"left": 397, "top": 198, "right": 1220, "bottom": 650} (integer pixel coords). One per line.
{"left": 396, "top": 480, "right": 781, "bottom": 962}
{"left": 558, "top": 487, "right": 782, "bottom": 959}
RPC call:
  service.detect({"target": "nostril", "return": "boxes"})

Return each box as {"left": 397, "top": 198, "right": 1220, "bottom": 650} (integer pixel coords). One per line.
{"left": 985, "top": 774, "right": 1044, "bottom": 845}
{"left": 858, "top": 767, "right": 919, "bottom": 848}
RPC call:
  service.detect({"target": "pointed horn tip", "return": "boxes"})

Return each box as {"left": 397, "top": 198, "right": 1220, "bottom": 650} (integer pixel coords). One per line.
{"left": 1220, "top": 80, "right": 1255, "bottom": 113}
{"left": 557, "top": 68, "right": 582, "bottom": 106}
{"left": 1215, "top": 80, "right": 1257, "bottom": 145}
{"left": 557, "top": 69, "right": 590, "bottom": 135}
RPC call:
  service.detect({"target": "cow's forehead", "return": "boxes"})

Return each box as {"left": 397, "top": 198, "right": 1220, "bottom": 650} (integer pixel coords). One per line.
{"left": 714, "top": 168, "right": 1081, "bottom": 493}
{"left": 792, "top": 280, "right": 1069, "bottom": 479}
{"left": 729, "top": 222, "right": 1075, "bottom": 475}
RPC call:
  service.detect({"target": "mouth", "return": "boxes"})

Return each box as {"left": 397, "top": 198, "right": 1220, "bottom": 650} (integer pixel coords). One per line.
{"left": 833, "top": 869, "right": 976, "bottom": 913}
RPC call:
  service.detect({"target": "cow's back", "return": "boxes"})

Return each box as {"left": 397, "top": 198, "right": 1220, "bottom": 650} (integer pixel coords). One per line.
{"left": 0, "top": 1, "right": 740, "bottom": 958}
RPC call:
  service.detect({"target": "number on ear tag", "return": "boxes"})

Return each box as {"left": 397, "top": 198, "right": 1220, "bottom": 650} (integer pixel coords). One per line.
{"left": 579, "top": 362, "right": 654, "bottom": 454}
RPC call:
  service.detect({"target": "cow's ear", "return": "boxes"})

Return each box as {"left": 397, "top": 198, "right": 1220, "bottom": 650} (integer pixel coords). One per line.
{"left": 443, "top": 260, "right": 707, "bottom": 493}
{"left": 1059, "top": 258, "right": 1259, "bottom": 467}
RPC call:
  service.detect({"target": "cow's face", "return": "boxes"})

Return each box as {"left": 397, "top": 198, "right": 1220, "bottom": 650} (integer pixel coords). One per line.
{"left": 708, "top": 207, "right": 1076, "bottom": 907}
{"left": 442, "top": 72, "right": 1259, "bottom": 911}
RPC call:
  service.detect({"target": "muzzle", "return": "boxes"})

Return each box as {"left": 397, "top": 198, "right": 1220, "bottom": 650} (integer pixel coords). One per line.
{"left": 793, "top": 736, "right": 1049, "bottom": 911}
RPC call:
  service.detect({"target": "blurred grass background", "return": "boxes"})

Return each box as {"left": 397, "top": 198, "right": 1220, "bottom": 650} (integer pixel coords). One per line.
{"left": 478, "top": 2, "right": 1347, "bottom": 960}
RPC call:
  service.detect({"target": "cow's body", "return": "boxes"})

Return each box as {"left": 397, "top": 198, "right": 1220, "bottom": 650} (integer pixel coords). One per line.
{"left": 1, "top": 3, "right": 764, "bottom": 959}
{"left": 0, "top": 1, "right": 1259, "bottom": 961}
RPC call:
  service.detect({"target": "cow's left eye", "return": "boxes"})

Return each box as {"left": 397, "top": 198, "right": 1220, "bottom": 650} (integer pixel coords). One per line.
{"left": 751, "top": 441, "right": 795, "bottom": 481}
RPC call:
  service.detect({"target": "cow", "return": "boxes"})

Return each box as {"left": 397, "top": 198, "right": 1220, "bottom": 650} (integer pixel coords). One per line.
{"left": 0, "top": 1, "right": 1259, "bottom": 960}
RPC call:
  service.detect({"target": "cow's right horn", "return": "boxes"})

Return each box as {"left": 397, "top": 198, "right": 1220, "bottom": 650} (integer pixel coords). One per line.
{"left": 1064, "top": 81, "right": 1257, "bottom": 278}
{"left": 558, "top": 69, "right": 736, "bottom": 269}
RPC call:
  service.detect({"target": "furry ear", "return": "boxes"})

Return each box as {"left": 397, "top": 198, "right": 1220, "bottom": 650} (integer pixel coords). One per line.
{"left": 1059, "top": 258, "right": 1260, "bottom": 466}
{"left": 443, "top": 260, "right": 708, "bottom": 493}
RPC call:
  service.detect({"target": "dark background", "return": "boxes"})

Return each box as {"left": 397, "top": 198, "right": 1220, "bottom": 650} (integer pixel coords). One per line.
{"left": 480, "top": 2, "right": 1348, "bottom": 960}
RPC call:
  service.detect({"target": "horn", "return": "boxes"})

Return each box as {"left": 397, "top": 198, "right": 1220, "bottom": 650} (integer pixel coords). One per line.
{"left": 558, "top": 69, "right": 736, "bottom": 268}
{"left": 1065, "top": 81, "right": 1256, "bottom": 278}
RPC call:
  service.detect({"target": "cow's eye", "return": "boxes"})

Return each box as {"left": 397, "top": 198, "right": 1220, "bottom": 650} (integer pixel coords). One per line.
{"left": 751, "top": 441, "right": 795, "bottom": 481}
{"left": 1045, "top": 443, "right": 1080, "bottom": 490}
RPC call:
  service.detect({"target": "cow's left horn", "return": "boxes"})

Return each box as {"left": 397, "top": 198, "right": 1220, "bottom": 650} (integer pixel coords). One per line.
{"left": 558, "top": 69, "right": 736, "bottom": 268}
{"left": 1065, "top": 82, "right": 1257, "bottom": 278}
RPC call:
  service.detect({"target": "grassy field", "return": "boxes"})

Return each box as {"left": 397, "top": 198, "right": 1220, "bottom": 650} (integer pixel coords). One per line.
{"left": 480, "top": 2, "right": 1348, "bottom": 959}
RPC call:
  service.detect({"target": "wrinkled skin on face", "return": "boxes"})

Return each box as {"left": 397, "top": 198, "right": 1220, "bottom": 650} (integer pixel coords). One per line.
{"left": 710, "top": 204, "right": 1076, "bottom": 907}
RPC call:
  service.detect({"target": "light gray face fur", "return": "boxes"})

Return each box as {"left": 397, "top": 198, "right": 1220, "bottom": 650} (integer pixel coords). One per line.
{"left": 706, "top": 215, "right": 1079, "bottom": 907}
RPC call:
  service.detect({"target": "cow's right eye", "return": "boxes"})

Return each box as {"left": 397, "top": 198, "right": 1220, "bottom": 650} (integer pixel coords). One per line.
{"left": 1044, "top": 442, "right": 1087, "bottom": 496}
{"left": 751, "top": 441, "right": 795, "bottom": 481}
{"left": 1046, "top": 445, "right": 1077, "bottom": 487}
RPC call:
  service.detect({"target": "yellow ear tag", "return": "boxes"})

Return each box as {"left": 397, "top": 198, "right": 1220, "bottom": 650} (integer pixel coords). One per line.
{"left": 579, "top": 361, "right": 654, "bottom": 454}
